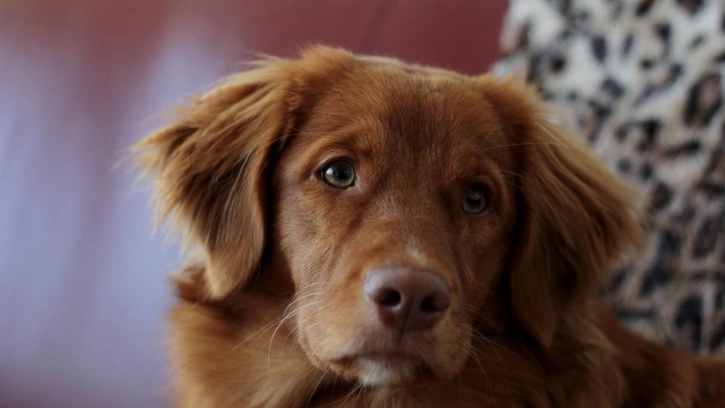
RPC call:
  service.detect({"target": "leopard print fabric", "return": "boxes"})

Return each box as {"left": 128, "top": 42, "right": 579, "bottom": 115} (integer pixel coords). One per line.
{"left": 494, "top": 0, "right": 725, "bottom": 354}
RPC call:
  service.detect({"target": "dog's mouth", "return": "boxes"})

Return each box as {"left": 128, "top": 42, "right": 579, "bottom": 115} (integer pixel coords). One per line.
{"left": 329, "top": 350, "right": 443, "bottom": 387}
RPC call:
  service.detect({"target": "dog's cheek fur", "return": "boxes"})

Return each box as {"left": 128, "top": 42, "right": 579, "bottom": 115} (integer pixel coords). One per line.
{"left": 270, "top": 157, "right": 349, "bottom": 363}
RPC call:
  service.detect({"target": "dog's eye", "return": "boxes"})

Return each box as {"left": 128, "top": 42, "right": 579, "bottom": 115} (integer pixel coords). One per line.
{"left": 461, "top": 185, "right": 488, "bottom": 214}
{"left": 322, "top": 161, "right": 356, "bottom": 188}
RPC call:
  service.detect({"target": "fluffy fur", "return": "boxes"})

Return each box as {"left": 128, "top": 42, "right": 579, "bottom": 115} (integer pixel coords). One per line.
{"left": 135, "top": 46, "right": 725, "bottom": 407}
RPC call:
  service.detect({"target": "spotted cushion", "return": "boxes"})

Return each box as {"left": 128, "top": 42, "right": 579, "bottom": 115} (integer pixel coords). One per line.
{"left": 494, "top": 0, "right": 725, "bottom": 354}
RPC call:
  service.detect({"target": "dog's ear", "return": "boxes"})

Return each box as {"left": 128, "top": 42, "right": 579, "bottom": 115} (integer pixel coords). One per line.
{"left": 135, "top": 46, "right": 354, "bottom": 298}
{"left": 478, "top": 76, "right": 642, "bottom": 347}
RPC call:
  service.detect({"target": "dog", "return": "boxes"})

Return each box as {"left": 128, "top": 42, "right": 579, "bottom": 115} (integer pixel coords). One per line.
{"left": 135, "top": 46, "right": 725, "bottom": 407}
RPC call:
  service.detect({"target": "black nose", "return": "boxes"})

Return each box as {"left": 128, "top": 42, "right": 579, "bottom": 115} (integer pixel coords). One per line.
{"left": 364, "top": 267, "right": 451, "bottom": 334}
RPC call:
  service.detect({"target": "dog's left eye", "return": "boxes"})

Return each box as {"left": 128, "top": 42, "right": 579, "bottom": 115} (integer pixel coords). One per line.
{"left": 461, "top": 185, "right": 488, "bottom": 214}
{"left": 322, "top": 161, "right": 356, "bottom": 188}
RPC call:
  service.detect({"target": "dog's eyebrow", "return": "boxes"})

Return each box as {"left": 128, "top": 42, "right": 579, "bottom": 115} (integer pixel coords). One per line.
{"left": 293, "top": 127, "right": 382, "bottom": 160}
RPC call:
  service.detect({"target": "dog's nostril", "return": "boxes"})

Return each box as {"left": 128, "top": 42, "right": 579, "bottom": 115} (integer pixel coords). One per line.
{"left": 420, "top": 295, "right": 438, "bottom": 312}
{"left": 377, "top": 289, "right": 402, "bottom": 307}
{"left": 420, "top": 292, "right": 450, "bottom": 313}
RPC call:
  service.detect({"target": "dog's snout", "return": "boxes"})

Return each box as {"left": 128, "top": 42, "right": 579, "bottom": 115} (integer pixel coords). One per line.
{"left": 364, "top": 267, "right": 451, "bottom": 333}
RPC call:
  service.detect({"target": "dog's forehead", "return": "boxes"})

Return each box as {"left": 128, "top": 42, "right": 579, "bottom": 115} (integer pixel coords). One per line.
{"left": 305, "top": 62, "right": 511, "bottom": 168}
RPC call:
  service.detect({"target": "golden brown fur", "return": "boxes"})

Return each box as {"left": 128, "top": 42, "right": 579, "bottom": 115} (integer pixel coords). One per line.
{"left": 135, "top": 46, "right": 725, "bottom": 407}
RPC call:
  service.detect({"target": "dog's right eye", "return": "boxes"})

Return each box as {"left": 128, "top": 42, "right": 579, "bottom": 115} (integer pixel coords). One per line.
{"left": 321, "top": 161, "right": 356, "bottom": 188}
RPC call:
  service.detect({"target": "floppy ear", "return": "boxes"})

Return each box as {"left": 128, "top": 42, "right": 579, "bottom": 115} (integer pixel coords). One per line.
{"left": 134, "top": 65, "right": 290, "bottom": 298}
{"left": 478, "top": 76, "right": 642, "bottom": 347}
{"left": 135, "top": 46, "right": 355, "bottom": 299}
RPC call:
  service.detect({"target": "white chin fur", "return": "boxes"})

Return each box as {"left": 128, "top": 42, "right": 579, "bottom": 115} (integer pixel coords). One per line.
{"left": 357, "top": 359, "right": 417, "bottom": 386}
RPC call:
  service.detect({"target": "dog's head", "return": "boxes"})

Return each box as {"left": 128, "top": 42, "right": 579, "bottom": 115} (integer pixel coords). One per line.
{"left": 137, "top": 46, "right": 640, "bottom": 387}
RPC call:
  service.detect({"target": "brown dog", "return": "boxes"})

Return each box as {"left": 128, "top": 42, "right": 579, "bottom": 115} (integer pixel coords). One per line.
{"left": 135, "top": 46, "right": 725, "bottom": 407}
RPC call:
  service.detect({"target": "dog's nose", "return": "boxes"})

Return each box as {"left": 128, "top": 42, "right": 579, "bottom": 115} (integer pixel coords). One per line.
{"left": 364, "top": 267, "right": 451, "bottom": 333}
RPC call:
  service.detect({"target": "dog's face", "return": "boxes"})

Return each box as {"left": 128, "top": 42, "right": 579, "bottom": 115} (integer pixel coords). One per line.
{"left": 272, "top": 63, "right": 516, "bottom": 385}
{"left": 137, "top": 47, "right": 640, "bottom": 388}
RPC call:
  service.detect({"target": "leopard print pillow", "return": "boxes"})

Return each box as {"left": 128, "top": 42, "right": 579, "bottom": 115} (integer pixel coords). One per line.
{"left": 494, "top": 0, "right": 725, "bottom": 354}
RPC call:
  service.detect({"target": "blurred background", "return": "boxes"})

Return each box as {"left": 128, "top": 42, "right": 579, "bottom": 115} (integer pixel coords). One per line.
{"left": 0, "top": 1, "right": 508, "bottom": 407}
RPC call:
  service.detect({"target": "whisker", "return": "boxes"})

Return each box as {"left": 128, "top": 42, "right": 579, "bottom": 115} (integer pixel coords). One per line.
{"left": 303, "top": 281, "right": 334, "bottom": 288}
{"left": 480, "top": 141, "right": 573, "bottom": 154}
{"left": 282, "top": 292, "right": 324, "bottom": 316}
{"left": 318, "top": 382, "right": 363, "bottom": 408}
{"left": 267, "top": 300, "right": 323, "bottom": 373}
{"left": 283, "top": 307, "right": 329, "bottom": 346}
{"left": 306, "top": 367, "right": 331, "bottom": 408}
{"left": 232, "top": 312, "right": 291, "bottom": 351}
{"left": 461, "top": 338, "right": 495, "bottom": 401}
{"left": 498, "top": 169, "right": 549, "bottom": 191}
